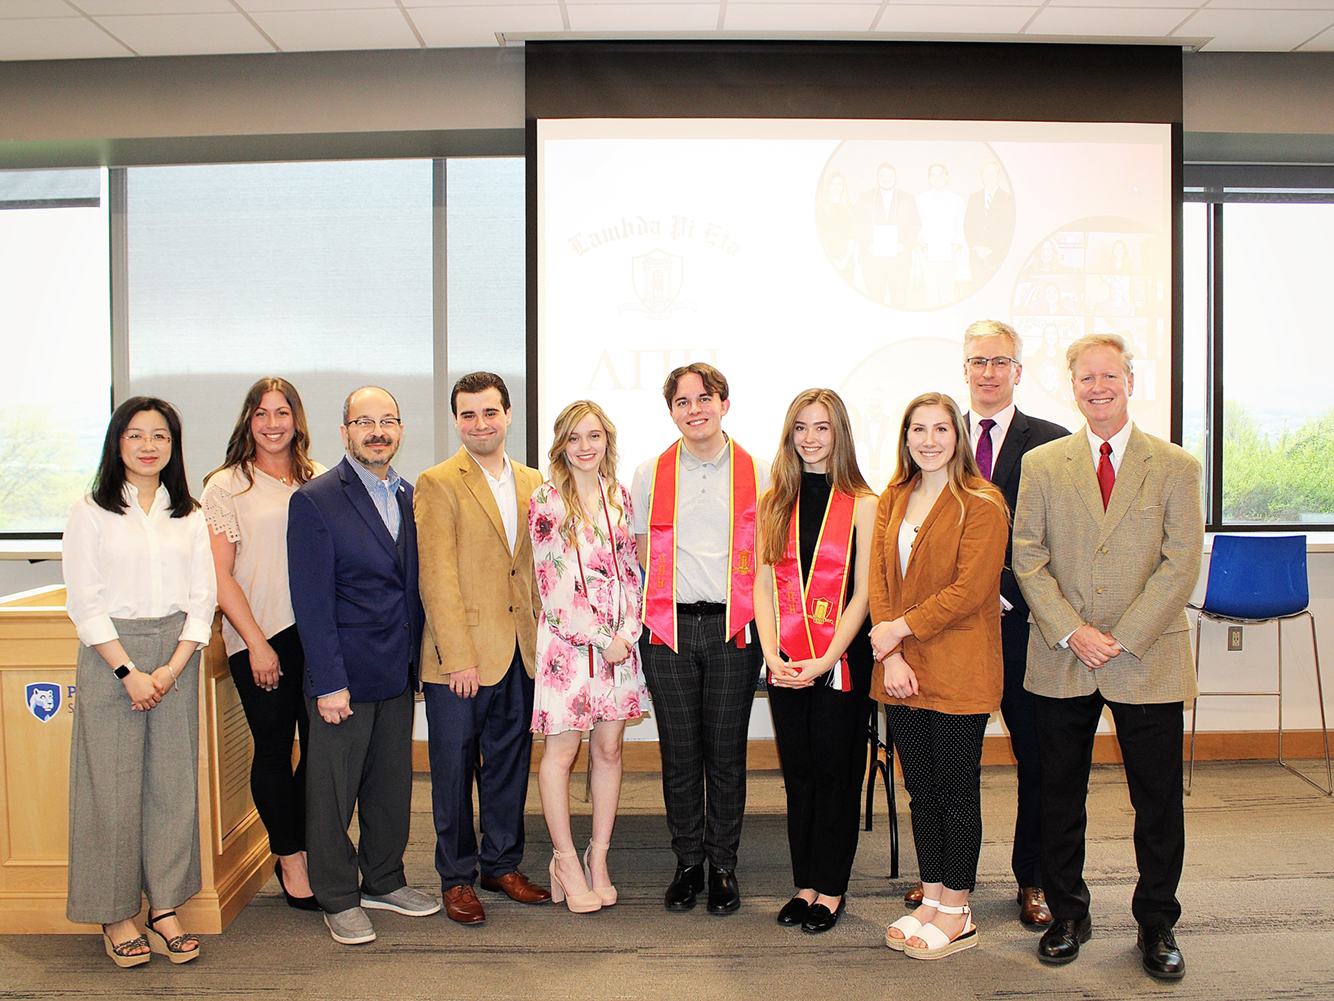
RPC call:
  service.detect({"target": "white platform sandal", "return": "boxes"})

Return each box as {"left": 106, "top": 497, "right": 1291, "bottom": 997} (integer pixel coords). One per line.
{"left": 884, "top": 897, "right": 940, "bottom": 951}
{"left": 903, "top": 901, "right": 978, "bottom": 960}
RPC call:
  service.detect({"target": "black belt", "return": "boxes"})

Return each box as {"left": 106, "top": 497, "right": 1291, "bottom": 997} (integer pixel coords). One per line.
{"left": 676, "top": 601, "right": 726, "bottom": 616}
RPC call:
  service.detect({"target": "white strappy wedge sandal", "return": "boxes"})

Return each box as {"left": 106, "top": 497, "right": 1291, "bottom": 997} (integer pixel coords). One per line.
{"left": 885, "top": 897, "right": 941, "bottom": 951}
{"left": 903, "top": 901, "right": 978, "bottom": 960}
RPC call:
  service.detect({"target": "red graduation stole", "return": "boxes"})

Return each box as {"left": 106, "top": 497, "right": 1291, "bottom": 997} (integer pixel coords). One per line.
{"left": 644, "top": 439, "right": 759, "bottom": 653}
{"left": 772, "top": 490, "right": 856, "bottom": 691}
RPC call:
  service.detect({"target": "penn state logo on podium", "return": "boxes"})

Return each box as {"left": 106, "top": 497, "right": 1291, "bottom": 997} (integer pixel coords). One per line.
{"left": 26, "top": 682, "right": 61, "bottom": 722}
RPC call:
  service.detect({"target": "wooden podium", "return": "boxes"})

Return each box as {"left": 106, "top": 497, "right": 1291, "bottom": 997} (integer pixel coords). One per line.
{"left": 0, "top": 585, "right": 273, "bottom": 934}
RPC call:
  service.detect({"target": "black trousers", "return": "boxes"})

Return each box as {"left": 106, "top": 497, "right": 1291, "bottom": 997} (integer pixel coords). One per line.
{"left": 641, "top": 611, "right": 761, "bottom": 869}
{"left": 886, "top": 705, "right": 989, "bottom": 892}
{"left": 304, "top": 686, "right": 414, "bottom": 913}
{"left": 768, "top": 644, "right": 871, "bottom": 897}
{"left": 1033, "top": 692, "right": 1186, "bottom": 928}
{"left": 228, "top": 625, "right": 310, "bottom": 857}
{"left": 999, "top": 648, "right": 1044, "bottom": 888}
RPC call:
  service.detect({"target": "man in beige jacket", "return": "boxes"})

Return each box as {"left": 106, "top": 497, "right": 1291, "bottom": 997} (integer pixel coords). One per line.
{"left": 1014, "top": 334, "right": 1202, "bottom": 981}
{"left": 414, "top": 372, "right": 550, "bottom": 925}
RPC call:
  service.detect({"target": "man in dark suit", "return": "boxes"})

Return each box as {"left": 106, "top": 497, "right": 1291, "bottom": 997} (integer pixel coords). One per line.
{"left": 962, "top": 319, "right": 1068, "bottom": 928}
{"left": 1014, "top": 334, "right": 1203, "bottom": 980}
{"left": 288, "top": 386, "right": 439, "bottom": 946}
{"left": 852, "top": 162, "right": 921, "bottom": 308}
{"left": 963, "top": 160, "right": 1016, "bottom": 289}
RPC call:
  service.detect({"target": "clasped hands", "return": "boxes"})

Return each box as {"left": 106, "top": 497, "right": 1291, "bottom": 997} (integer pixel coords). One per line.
{"left": 125, "top": 666, "right": 180, "bottom": 712}
{"left": 870, "top": 618, "right": 919, "bottom": 700}
{"left": 765, "top": 653, "right": 833, "bottom": 689}
{"left": 1068, "top": 624, "right": 1123, "bottom": 671}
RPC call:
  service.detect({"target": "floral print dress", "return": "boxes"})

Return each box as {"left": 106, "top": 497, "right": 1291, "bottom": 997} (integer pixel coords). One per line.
{"left": 529, "top": 479, "right": 648, "bottom": 735}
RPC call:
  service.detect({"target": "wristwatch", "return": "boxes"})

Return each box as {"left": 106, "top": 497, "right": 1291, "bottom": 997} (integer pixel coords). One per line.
{"left": 113, "top": 659, "right": 135, "bottom": 679}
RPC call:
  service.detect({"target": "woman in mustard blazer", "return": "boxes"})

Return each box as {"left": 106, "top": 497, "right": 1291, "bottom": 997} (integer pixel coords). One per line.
{"left": 869, "top": 392, "right": 1008, "bottom": 961}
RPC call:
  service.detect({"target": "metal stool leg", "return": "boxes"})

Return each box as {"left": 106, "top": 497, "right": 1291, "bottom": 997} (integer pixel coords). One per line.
{"left": 1278, "top": 611, "right": 1332, "bottom": 796}
{"left": 863, "top": 701, "right": 899, "bottom": 878}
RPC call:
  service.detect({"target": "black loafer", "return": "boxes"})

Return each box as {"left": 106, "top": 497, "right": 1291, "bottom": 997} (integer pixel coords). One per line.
{"left": 706, "top": 865, "right": 740, "bottom": 915}
{"left": 1137, "top": 923, "right": 1186, "bottom": 980}
{"left": 776, "top": 897, "right": 811, "bottom": 927}
{"left": 801, "top": 896, "right": 846, "bottom": 935}
{"left": 664, "top": 864, "right": 705, "bottom": 911}
{"left": 1038, "top": 915, "right": 1092, "bottom": 964}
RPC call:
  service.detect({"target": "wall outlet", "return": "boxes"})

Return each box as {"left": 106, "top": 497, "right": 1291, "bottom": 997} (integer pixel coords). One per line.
{"left": 1228, "top": 625, "right": 1243, "bottom": 651}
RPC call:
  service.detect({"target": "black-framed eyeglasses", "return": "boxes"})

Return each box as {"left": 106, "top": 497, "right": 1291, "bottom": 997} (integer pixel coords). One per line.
{"left": 966, "top": 356, "right": 1017, "bottom": 372}
{"left": 345, "top": 418, "right": 403, "bottom": 431}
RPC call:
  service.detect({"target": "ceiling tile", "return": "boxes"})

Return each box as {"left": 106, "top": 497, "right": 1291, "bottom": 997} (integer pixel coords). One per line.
{"left": 724, "top": 2, "right": 881, "bottom": 31}
{"left": 0, "top": 0, "right": 84, "bottom": 16}
{"left": 79, "top": 0, "right": 234, "bottom": 13}
{"left": 1180, "top": 8, "right": 1334, "bottom": 49}
{"left": 1207, "top": 0, "right": 1334, "bottom": 9}
{"left": 876, "top": 4, "right": 1037, "bottom": 33}
{"left": 1049, "top": 0, "right": 1196, "bottom": 8}
{"left": 1300, "top": 23, "right": 1334, "bottom": 47}
{"left": 250, "top": 8, "right": 422, "bottom": 49}
{"left": 408, "top": 4, "right": 565, "bottom": 46}
{"left": 96, "top": 12, "right": 275, "bottom": 55}
{"left": 240, "top": 0, "right": 399, "bottom": 11}
{"left": 1027, "top": 6, "right": 1195, "bottom": 36}
{"left": 0, "top": 16, "right": 132, "bottom": 59}
{"left": 567, "top": 4, "right": 718, "bottom": 30}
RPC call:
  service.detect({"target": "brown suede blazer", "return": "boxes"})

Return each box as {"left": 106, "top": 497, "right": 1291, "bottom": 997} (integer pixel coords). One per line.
{"left": 869, "top": 474, "right": 1009, "bottom": 715}
{"left": 414, "top": 446, "right": 542, "bottom": 687}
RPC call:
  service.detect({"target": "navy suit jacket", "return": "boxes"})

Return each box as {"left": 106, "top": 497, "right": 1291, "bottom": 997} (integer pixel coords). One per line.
{"left": 288, "top": 456, "right": 424, "bottom": 703}
{"left": 969, "top": 409, "right": 1070, "bottom": 663}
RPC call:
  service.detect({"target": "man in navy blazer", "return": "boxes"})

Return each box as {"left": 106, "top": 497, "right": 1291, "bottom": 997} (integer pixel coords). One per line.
{"left": 288, "top": 386, "right": 439, "bottom": 945}
{"left": 964, "top": 320, "right": 1068, "bottom": 927}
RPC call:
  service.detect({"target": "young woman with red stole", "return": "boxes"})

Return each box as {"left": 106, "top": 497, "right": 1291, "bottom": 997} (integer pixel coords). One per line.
{"left": 753, "top": 389, "right": 877, "bottom": 935}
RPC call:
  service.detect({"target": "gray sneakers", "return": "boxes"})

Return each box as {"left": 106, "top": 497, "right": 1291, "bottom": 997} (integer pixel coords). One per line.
{"left": 360, "top": 885, "right": 442, "bottom": 917}
{"left": 324, "top": 906, "right": 376, "bottom": 945}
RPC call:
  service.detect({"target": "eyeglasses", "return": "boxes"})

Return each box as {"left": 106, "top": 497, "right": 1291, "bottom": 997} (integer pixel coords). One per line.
{"left": 966, "top": 356, "right": 1017, "bottom": 372}
{"left": 122, "top": 432, "right": 172, "bottom": 444}
{"left": 345, "top": 418, "right": 403, "bottom": 431}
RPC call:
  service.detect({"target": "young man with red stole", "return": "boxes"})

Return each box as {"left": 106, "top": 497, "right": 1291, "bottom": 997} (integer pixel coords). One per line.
{"left": 632, "top": 363, "right": 770, "bottom": 915}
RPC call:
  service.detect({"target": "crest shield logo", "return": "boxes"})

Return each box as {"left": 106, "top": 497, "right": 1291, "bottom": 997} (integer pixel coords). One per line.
{"left": 26, "top": 682, "right": 61, "bottom": 722}
{"left": 621, "top": 249, "right": 696, "bottom": 318}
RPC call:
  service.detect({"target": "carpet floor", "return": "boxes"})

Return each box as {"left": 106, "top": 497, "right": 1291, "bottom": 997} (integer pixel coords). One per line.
{"left": 2, "top": 759, "right": 1332, "bottom": 1000}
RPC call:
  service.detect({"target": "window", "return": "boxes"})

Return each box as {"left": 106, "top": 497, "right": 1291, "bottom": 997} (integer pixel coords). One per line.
{"left": 0, "top": 169, "right": 110, "bottom": 535}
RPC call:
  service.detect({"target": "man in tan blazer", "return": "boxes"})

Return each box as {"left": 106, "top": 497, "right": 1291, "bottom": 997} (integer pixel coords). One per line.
{"left": 1014, "top": 334, "right": 1202, "bottom": 981}
{"left": 414, "top": 372, "right": 549, "bottom": 925}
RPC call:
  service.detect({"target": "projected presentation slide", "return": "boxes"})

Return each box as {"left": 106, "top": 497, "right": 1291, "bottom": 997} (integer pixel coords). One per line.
{"left": 538, "top": 118, "right": 1173, "bottom": 487}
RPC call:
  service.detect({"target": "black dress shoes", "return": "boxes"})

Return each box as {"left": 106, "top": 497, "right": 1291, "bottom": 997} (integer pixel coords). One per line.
{"left": 776, "top": 896, "right": 811, "bottom": 926}
{"left": 1038, "top": 914, "right": 1092, "bottom": 964}
{"left": 664, "top": 864, "right": 705, "bottom": 910}
{"left": 706, "top": 865, "right": 740, "bottom": 914}
{"left": 1137, "top": 923, "right": 1186, "bottom": 980}
{"left": 801, "top": 896, "right": 846, "bottom": 935}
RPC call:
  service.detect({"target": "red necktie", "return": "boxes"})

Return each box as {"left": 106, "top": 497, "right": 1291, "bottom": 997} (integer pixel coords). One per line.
{"left": 1097, "top": 441, "right": 1115, "bottom": 510}
{"left": 975, "top": 418, "right": 996, "bottom": 481}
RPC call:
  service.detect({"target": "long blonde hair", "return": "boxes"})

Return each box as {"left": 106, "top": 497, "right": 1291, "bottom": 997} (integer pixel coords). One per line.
{"left": 758, "top": 388, "right": 872, "bottom": 566}
{"left": 546, "top": 400, "right": 623, "bottom": 545}
{"left": 888, "top": 392, "right": 1008, "bottom": 524}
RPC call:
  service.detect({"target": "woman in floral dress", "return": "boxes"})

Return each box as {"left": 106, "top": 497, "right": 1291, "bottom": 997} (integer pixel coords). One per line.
{"left": 529, "top": 400, "right": 647, "bottom": 913}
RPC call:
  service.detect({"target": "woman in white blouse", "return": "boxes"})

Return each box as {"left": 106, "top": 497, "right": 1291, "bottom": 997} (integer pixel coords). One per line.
{"left": 63, "top": 397, "right": 216, "bottom": 967}
{"left": 202, "top": 378, "right": 324, "bottom": 911}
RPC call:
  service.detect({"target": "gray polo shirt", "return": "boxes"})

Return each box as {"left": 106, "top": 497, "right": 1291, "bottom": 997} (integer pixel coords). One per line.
{"left": 631, "top": 437, "right": 771, "bottom": 605}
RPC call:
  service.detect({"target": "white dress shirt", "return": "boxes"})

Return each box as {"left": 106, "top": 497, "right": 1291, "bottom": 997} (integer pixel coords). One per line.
{"left": 1085, "top": 420, "right": 1134, "bottom": 475}
{"left": 63, "top": 484, "right": 217, "bottom": 649}
{"left": 470, "top": 449, "right": 518, "bottom": 553}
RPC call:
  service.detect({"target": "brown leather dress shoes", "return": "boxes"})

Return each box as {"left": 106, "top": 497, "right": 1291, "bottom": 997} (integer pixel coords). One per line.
{"left": 1018, "top": 887, "right": 1053, "bottom": 927}
{"left": 443, "top": 884, "right": 486, "bottom": 925}
{"left": 479, "top": 869, "right": 552, "bottom": 904}
{"left": 904, "top": 882, "right": 924, "bottom": 907}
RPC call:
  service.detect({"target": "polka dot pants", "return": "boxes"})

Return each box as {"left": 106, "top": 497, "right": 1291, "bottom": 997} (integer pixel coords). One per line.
{"left": 885, "top": 705, "right": 989, "bottom": 892}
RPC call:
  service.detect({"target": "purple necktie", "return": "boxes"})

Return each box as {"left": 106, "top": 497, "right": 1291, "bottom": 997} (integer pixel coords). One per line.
{"left": 976, "top": 418, "right": 997, "bottom": 481}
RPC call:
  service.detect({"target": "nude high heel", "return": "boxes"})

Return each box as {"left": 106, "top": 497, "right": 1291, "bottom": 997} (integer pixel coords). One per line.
{"left": 549, "top": 849, "right": 602, "bottom": 914}
{"left": 583, "top": 840, "right": 618, "bottom": 907}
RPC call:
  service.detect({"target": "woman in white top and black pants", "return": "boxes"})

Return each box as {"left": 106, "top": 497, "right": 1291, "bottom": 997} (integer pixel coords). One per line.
{"left": 63, "top": 396, "right": 216, "bottom": 967}
{"left": 201, "top": 378, "right": 324, "bottom": 909}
